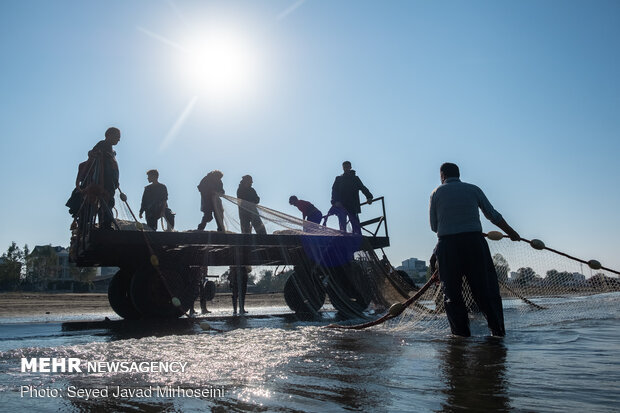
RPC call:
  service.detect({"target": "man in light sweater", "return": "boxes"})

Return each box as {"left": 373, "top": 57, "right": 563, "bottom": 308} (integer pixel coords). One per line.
{"left": 429, "top": 162, "right": 520, "bottom": 337}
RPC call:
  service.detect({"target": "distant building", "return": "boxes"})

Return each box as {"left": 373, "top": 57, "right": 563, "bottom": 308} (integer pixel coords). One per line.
{"left": 396, "top": 257, "right": 428, "bottom": 282}
{"left": 27, "top": 245, "right": 99, "bottom": 291}
{"left": 27, "top": 245, "right": 71, "bottom": 290}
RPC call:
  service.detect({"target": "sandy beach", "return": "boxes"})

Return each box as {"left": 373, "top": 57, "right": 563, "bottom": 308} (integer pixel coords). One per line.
{"left": 0, "top": 292, "right": 287, "bottom": 318}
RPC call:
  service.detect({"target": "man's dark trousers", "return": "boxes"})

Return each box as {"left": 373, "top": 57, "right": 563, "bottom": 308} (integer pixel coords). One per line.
{"left": 436, "top": 231, "right": 505, "bottom": 337}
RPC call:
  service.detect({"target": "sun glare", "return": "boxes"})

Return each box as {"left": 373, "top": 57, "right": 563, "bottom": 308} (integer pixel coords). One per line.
{"left": 180, "top": 26, "right": 259, "bottom": 103}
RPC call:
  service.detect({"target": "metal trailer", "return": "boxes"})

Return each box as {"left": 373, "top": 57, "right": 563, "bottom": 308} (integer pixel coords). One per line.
{"left": 71, "top": 198, "right": 390, "bottom": 319}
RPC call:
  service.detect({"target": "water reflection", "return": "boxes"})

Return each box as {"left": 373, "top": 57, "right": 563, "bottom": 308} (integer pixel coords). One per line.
{"left": 265, "top": 331, "right": 400, "bottom": 412}
{"left": 439, "top": 337, "right": 510, "bottom": 412}
{"left": 61, "top": 318, "right": 199, "bottom": 341}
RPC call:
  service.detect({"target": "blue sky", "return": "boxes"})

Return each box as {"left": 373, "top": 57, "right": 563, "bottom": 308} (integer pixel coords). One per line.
{"left": 1, "top": 0, "right": 619, "bottom": 270}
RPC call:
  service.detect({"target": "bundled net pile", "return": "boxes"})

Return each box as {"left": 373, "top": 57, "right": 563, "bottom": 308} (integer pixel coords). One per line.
{"left": 73, "top": 186, "right": 619, "bottom": 328}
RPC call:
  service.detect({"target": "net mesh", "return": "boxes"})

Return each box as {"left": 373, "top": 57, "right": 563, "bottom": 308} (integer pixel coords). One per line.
{"left": 383, "top": 237, "right": 619, "bottom": 334}
{"left": 72, "top": 185, "right": 619, "bottom": 331}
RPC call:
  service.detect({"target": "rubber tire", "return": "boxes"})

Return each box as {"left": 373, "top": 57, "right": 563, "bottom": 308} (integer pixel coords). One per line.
{"left": 326, "top": 262, "right": 371, "bottom": 318}
{"left": 283, "top": 266, "right": 326, "bottom": 315}
{"left": 204, "top": 280, "right": 216, "bottom": 302}
{"left": 108, "top": 268, "right": 141, "bottom": 320}
{"left": 130, "top": 265, "right": 187, "bottom": 318}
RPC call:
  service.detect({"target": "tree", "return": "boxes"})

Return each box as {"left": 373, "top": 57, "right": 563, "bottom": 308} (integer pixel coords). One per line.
{"left": 70, "top": 266, "right": 97, "bottom": 283}
{"left": 25, "top": 245, "right": 58, "bottom": 290}
{"left": 513, "top": 267, "right": 540, "bottom": 287}
{"left": 0, "top": 242, "right": 24, "bottom": 291}
{"left": 588, "top": 273, "right": 620, "bottom": 291}
{"left": 255, "top": 269, "right": 273, "bottom": 293}
{"left": 254, "top": 269, "right": 292, "bottom": 293}
{"left": 493, "top": 253, "right": 510, "bottom": 283}
{"left": 545, "top": 269, "right": 574, "bottom": 286}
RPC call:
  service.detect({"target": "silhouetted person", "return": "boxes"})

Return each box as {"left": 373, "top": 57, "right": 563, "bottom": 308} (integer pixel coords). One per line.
{"left": 66, "top": 151, "right": 96, "bottom": 220}
{"left": 430, "top": 162, "right": 520, "bottom": 337}
{"left": 91, "top": 127, "right": 120, "bottom": 229}
{"left": 197, "top": 170, "right": 225, "bottom": 232}
{"left": 331, "top": 161, "right": 373, "bottom": 234}
{"left": 237, "top": 175, "right": 266, "bottom": 234}
{"left": 321, "top": 205, "right": 339, "bottom": 226}
{"left": 139, "top": 169, "right": 171, "bottom": 231}
{"left": 289, "top": 196, "right": 322, "bottom": 231}
{"left": 189, "top": 270, "right": 211, "bottom": 316}
{"left": 229, "top": 265, "right": 249, "bottom": 315}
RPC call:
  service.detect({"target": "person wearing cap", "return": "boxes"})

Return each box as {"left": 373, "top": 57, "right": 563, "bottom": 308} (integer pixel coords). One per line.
{"left": 429, "top": 162, "right": 520, "bottom": 337}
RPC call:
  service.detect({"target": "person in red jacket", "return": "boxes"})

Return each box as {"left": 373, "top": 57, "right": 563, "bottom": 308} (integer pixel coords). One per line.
{"left": 289, "top": 196, "right": 322, "bottom": 232}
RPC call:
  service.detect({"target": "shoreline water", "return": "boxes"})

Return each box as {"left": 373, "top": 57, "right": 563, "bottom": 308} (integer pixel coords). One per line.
{"left": 0, "top": 292, "right": 287, "bottom": 319}
{"left": 0, "top": 293, "right": 618, "bottom": 412}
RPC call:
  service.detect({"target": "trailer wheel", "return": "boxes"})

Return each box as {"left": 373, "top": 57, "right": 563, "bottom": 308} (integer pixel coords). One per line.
{"left": 325, "top": 262, "right": 371, "bottom": 318}
{"left": 283, "top": 266, "right": 325, "bottom": 315}
{"left": 108, "top": 268, "right": 141, "bottom": 319}
{"left": 130, "top": 265, "right": 190, "bottom": 318}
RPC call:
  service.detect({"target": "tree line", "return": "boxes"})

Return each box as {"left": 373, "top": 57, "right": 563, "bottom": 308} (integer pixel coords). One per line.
{"left": 214, "top": 268, "right": 295, "bottom": 294}
{"left": 493, "top": 253, "right": 618, "bottom": 289}
{"left": 0, "top": 242, "right": 96, "bottom": 291}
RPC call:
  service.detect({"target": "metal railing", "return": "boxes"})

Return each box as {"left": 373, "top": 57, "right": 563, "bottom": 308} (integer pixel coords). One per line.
{"left": 359, "top": 196, "right": 388, "bottom": 239}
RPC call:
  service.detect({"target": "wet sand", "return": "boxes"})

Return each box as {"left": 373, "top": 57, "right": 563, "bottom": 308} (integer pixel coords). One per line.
{"left": 0, "top": 292, "right": 287, "bottom": 318}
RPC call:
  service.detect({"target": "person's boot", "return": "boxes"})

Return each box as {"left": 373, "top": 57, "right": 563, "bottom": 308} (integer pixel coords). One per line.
{"left": 239, "top": 295, "right": 247, "bottom": 315}
{"left": 201, "top": 302, "right": 210, "bottom": 314}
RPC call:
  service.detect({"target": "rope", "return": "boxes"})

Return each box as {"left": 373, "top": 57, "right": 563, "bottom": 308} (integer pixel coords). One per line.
{"left": 485, "top": 231, "right": 620, "bottom": 276}
{"left": 118, "top": 186, "right": 190, "bottom": 317}
{"left": 498, "top": 279, "right": 546, "bottom": 310}
{"left": 325, "top": 271, "right": 439, "bottom": 330}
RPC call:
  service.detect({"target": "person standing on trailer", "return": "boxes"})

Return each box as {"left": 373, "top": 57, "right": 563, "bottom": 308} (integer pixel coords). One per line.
{"left": 139, "top": 169, "right": 172, "bottom": 231}
{"left": 197, "top": 170, "right": 226, "bottom": 232}
{"left": 237, "top": 175, "right": 267, "bottom": 234}
{"left": 331, "top": 160, "right": 373, "bottom": 234}
{"left": 91, "top": 127, "right": 121, "bottom": 229}
{"left": 429, "top": 162, "right": 520, "bottom": 337}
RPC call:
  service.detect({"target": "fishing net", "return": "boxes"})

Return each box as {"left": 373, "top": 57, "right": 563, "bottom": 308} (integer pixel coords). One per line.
{"left": 69, "top": 170, "right": 619, "bottom": 332}
{"left": 381, "top": 235, "right": 619, "bottom": 334}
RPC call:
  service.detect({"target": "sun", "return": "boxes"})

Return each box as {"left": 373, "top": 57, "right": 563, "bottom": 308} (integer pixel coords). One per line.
{"left": 180, "top": 25, "right": 259, "bottom": 103}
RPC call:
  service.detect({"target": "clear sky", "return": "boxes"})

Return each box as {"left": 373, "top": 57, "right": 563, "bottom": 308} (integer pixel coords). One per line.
{"left": 1, "top": 0, "right": 619, "bottom": 271}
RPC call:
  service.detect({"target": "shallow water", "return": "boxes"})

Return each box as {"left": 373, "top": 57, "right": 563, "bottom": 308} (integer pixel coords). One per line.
{"left": 1, "top": 295, "right": 619, "bottom": 412}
